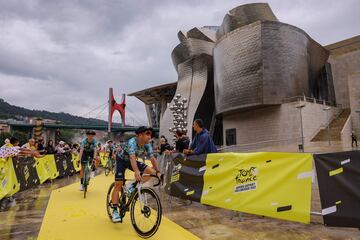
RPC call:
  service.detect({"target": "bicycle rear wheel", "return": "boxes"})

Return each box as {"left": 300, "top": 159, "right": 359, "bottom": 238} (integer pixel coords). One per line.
{"left": 130, "top": 188, "right": 162, "bottom": 238}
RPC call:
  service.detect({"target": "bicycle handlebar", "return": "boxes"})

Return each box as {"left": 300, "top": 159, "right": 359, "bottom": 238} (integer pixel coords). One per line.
{"left": 140, "top": 173, "right": 163, "bottom": 187}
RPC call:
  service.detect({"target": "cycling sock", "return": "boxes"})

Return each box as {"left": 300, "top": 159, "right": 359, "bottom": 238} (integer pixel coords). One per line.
{"left": 80, "top": 178, "right": 83, "bottom": 184}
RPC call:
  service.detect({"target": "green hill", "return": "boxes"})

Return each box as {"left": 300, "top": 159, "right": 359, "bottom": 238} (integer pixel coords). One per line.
{"left": 0, "top": 98, "right": 111, "bottom": 126}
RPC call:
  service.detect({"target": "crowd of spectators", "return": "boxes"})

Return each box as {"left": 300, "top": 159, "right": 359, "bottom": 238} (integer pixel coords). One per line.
{"left": 1, "top": 118, "right": 217, "bottom": 161}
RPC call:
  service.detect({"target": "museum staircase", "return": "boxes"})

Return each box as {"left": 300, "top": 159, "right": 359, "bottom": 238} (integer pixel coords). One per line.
{"left": 311, "top": 108, "right": 351, "bottom": 142}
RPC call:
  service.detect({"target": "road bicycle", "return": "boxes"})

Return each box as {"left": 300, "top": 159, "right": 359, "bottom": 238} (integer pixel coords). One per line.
{"left": 106, "top": 174, "right": 162, "bottom": 238}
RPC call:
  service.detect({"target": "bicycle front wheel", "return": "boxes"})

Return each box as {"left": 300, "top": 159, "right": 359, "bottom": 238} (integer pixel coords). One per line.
{"left": 105, "top": 162, "right": 110, "bottom": 176}
{"left": 130, "top": 188, "right": 162, "bottom": 238}
{"left": 83, "top": 166, "right": 88, "bottom": 199}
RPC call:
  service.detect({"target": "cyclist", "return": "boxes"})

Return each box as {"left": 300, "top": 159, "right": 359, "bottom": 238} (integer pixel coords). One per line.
{"left": 104, "top": 140, "right": 116, "bottom": 169}
{"left": 96, "top": 142, "right": 102, "bottom": 154}
{"left": 105, "top": 140, "right": 115, "bottom": 159}
{"left": 111, "top": 126, "right": 162, "bottom": 223}
{"left": 78, "top": 130, "right": 100, "bottom": 191}
{"left": 116, "top": 142, "right": 126, "bottom": 157}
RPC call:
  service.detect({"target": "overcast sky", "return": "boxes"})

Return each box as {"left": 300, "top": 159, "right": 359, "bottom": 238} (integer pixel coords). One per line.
{"left": 0, "top": 0, "right": 359, "bottom": 125}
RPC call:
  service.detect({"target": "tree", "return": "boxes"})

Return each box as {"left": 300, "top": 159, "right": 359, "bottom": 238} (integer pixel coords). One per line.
{"left": 0, "top": 132, "right": 11, "bottom": 146}
{"left": 59, "top": 129, "right": 80, "bottom": 144}
{"left": 0, "top": 131, "right": 28, "bottom": 146}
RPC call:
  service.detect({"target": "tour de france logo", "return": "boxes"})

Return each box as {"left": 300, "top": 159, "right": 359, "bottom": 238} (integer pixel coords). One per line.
{"left": 170, "top": 163, "right": 181, "bottom": 183}
{"left": 234, "top": 166, "right": 258, "bottom": 193}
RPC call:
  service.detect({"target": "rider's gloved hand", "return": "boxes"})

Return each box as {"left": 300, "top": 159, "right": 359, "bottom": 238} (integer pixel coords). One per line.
{"left": 156, "top": 171, "right": 164, "bottom": 185}
{"left": 134, "top": 170, "right": 142, "bottom": 182}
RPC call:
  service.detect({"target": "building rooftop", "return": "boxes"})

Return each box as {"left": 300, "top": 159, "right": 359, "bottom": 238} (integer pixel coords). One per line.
{"left": 325, "top": 35, "right": 360, "bottom": 56}
{"left": 128, "top": 82, "right": 177, "bottom": 105}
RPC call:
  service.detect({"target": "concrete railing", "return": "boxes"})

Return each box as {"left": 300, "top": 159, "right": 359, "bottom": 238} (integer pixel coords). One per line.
{"left": 282, "top": 96, "right": 342, "bottom": 108}
{"left": 218, "top": 137, "right": 302, "bottom": 152}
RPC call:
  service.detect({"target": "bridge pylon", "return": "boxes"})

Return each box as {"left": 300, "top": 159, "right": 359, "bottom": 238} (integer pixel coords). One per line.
{"left": 108, "top": 88, "right": 126, "bottom": 132}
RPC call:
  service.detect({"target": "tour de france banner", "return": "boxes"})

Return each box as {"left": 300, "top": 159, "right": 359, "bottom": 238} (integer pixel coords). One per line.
{"left": 168, "top": 152, "right": 313, "bottom": 223}
{"left": 12, "top": 156, "right": 41, "bottom": 191}
{"left": 167, "top": 153, "right": 207, "bottom": 202}
{"left": 0, "top": 154, "right": 80, "bottom": 201}
{"left": 54, "top": 153, "right": 76, "bottom": 178}
{"left": 35, "top": 155, "right": 60, "bottom": 183}
{"left": 0, "top": 158, "right": 20, "bottom": 201}
{"left": 314, "top": 151, "right": 360, "bottom": 228}
{"left": 72, "top": 153, "right": 81, "bottom": 172}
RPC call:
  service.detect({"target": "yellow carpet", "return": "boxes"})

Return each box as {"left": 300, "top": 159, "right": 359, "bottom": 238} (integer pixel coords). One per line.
{"left": 37, "top": 171, "right": 200, "bottom": 240}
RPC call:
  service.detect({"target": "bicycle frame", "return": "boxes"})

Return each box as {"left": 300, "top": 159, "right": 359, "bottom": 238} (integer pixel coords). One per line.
{"left": 123, "top": 174, "right": 160, "bottom": 212}
{"left": 107, "top": 172, "right": 162, "bottom": 238}
{"left": 137, "top": 182, "right": 145, "bottom": 211}
{"left": 83, "top": 157, "right": 94, "bottom": 185}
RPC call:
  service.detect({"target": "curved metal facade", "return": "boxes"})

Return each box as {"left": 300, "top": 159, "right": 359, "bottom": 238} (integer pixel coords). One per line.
{"left": 158, "top": 3, "right": 333, "bottom": 144}
{"left": 214, "top": 21, "right": 329, "bottom": 114}
{"left": 160, "top": 27, "right": 216, "bottom": 141}
{"left": 171, "top": 38, "right": 214, "bottom": 71}
{"left": 216, "top": 3, "right": 278, "bottom": 39}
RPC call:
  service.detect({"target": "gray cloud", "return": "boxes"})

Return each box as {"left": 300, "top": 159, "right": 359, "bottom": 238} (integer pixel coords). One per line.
{"left": 0, "top": 0, "right": 359, "bottom": 125}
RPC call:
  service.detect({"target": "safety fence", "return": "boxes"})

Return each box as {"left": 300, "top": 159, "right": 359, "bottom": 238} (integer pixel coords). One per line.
{"left": 164, "top": 151, "right": 360, "bottom": 228}
{"left": 0, "top": 153, "right": 81, "bottom": 201}
{"left": 0, "top": 151, "right": 114, "bottom": 202}
{"left": 1, "top": 151, "right": 358, "bottom": 228}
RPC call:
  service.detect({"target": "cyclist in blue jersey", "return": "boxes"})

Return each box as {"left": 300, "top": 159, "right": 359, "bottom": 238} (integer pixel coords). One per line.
{"left": 110, "top": 126, "right": 161, "bottom": 223}
{"left": 77, "top": 130, "right": 100, "bottom": 191}
{"left": 104, "top": 140, "right": 116, "bottom": 162}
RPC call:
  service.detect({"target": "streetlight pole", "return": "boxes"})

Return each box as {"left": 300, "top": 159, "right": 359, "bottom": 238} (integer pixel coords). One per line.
{"left": 296, "top": 104, "right": 306, "bottom": 152}
{"left": 323, "top": 106, "right": 331, "bottom": 146}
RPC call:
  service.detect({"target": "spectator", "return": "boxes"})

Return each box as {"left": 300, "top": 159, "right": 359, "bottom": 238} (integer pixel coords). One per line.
{"left": 175, "top": 130, "right": 190, "bottom": 153}
{"left": 56, "top": 141, "right": 66, "bottom": 153}
{"left": 0, "top": 145, "right": 20, "bottom": 159}
{"left": 351, "top": 131, "right": 358, "bottom": 148}
{"left": 159, "top": 136, "right": 173, "bottom": 155}
{"left": 0, "top": 137, "right": 43, "bottom": 159}
{"left": 45, "top": 140, "right": 56, "bottom": 154}
{"left": 63, "top": 144, "right": 71, "bottom": 152}
{"left": 183, "top": 119, "right": 217, "bottom": 155}
{"left": 22, "top": 138, "right": 36, "bottom": 150}
{"left": 9, "top": 137, "right": 20, "bottom": 147}
{"left": 72, "top": 143, "right": 80, "bottom": 154}
{"left": 1, "top": 138, "right": 10, "bottom": 148}
{"left": 63, "top": 144, "right": 72, "bottom": 157}
{"left": 37, "top": 138, "right": 46, "bottom": 154}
